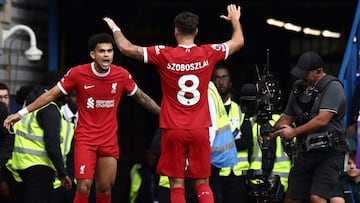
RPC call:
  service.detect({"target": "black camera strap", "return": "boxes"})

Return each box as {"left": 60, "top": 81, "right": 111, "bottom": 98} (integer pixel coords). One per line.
{"left": 292, "top": 75, "right": 343, "bottom": 151}
{"left": 293, "top": 74, "right": 339, "bottom": 121}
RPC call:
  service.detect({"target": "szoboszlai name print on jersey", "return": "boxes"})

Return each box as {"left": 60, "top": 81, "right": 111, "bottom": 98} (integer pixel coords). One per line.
{"left": 167, "top": 60, "right": 209, "bottom": 72}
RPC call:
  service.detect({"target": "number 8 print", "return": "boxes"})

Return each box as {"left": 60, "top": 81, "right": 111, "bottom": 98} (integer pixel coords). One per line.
{"left": 177, "top": 74, "right": 200, "bottom": 106}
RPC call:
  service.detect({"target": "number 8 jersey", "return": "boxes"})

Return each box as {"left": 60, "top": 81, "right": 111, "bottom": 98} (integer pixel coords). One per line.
{"left": 144, "top": 43, "right": 229, "bottom": 129}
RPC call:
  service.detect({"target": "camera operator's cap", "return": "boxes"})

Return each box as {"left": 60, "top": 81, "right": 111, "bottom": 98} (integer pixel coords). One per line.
{"left": 290, "top": 51, "right": 324, "bottom": 78}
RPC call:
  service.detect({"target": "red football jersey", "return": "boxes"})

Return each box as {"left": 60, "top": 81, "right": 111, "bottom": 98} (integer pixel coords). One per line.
{"left": 144, "top": 43, "right": 229, "bottom": 129}
{"left": 58, "top": 63, "right": 137, "bottom": 145}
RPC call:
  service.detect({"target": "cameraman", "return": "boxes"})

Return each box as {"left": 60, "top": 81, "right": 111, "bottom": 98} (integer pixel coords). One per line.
{"left": 270, "top": 51, "right": 348, "bottom": 203}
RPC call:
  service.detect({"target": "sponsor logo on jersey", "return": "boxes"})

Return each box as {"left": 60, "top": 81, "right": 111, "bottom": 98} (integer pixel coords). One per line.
{"left": 166, "top": 60, "right": 209, "bottom": 72}
{"left": 86, "top": 97, "right": 115, "bottom": 109}
{"left": 87, "top": 97, "right": 95, "bottom": 108}
{"left": 96, "top": 100, "right": 115, "bottom": 108}
{"left": 84, "top": 85, "right": 95, "bottom": 89}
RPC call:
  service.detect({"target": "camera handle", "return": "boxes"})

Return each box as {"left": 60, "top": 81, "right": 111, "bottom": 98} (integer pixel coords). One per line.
{"left": 259, "top": 119, "right": 277, "bottom": 178}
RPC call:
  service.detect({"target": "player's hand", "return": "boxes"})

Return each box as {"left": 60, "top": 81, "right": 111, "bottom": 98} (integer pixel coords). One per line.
{"left": 220, "top": 4, "right": 241, "bottom": 22}
{"left": 103, "top": 17, "right": 118, "bottom": 30}
{"left": 3, "top": 113, "right": 21, "bottom": 130}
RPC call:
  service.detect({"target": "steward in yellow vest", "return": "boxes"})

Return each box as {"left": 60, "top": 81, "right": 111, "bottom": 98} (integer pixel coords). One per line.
{"left": 8, "top": 86, "right": 73, "bottom": 203}
{"left": 210, "top": 66, "right": 252, "bottom": 203}
{"left": 208, "top": 82, "right": 237, "bottom": 168}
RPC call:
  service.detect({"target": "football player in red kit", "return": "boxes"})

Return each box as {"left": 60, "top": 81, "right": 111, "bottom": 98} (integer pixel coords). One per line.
{"left": 4, "top": 33, "right": 160, "bottom": 203}
{"left": 104, "top": 4, "right": 244, "bottom": 203}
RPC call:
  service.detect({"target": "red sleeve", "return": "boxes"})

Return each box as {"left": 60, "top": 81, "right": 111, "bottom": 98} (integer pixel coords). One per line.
{"left": 203, "top": 43, "right": 229, "bottom": 63}
{"left": 144, "top": 45, "right": 167, "bottom": 65}
{"left": 121, "top": 68, "right": 138, "bottom": 96}
{"left": 58, "top": 67, "right": 78, "bottom": 95}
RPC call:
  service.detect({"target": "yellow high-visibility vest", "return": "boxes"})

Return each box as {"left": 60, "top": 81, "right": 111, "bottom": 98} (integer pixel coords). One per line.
{"left": 249, "top": 114, "right": 291, "bottom": 191}
{"left": 129, "top": 163, "right": 143, "bottom": 203}
{"left": 53, "top": 112, "right": 74, "bottom": 189}
{"left": 219, "top": 102, "right": 250, "bottom": 176}
{"left": 208, "top": 82, "right": 237, "bottom": 168}
{"left": 9, "top": 102, "right": 74, "bottom": 188}
{"left": 159, "top": 175, "right": 170, "bottom": 188}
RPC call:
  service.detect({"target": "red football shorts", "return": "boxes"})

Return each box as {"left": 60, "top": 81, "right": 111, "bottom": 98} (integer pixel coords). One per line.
{"left": 74, "top": 140, "right": 119, "bottom": 180}
{"left": 157, "top": 128, "right": 211, "bottom": 178}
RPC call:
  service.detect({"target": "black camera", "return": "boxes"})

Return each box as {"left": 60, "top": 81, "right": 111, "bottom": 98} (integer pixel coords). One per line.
{"left": 242, "top": 169, "right": 284, "bottom": 202}
{"left": 239, "top": 49, "right": 282, "bottom": 121}
{"left": 240, "top": 49, "right": 285, "bottom": 202}
{"left": 239, "top": 50, "right": 282, "bottom": 151}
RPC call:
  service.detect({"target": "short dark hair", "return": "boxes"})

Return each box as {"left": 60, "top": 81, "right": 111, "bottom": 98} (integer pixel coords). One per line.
{"left": 174, "top": 11, "right": 199, "bottom": 35}
{"left": 88, "top": 33, "right": 115, "bottom": 51}
{"left": 349, "top": 151, "right": 357, "bottom": 161}
{"left": 213, "top": 63, "right": 231, "bottom": 79}
{"left": 16, "top": 85, "right": 34, "bottom": 105}
{"left": 0, "top": 82, "right": 9, "bottom": 91}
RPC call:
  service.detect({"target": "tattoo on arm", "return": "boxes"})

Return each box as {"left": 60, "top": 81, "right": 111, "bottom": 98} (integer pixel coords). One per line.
{"left": 114, "top": 31, "right": 144, "bottom": 61}
{"left": 133, "top": 89, "right": 160, "bottom": 115}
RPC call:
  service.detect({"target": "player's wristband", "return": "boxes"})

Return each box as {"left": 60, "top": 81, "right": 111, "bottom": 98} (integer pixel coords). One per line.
{"left": 18, "top": 107, "right": 29, "bottom": 117}
{"left": 112, "top": 27, "right": 121, "bottom": 33}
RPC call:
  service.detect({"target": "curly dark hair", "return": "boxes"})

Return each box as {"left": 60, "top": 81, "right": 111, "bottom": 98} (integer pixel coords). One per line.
{"left": 174, "top": 11, "right": 199, "bottom": 36}
{"left": 88, "top": 33, "right": 115, "bottom": 51}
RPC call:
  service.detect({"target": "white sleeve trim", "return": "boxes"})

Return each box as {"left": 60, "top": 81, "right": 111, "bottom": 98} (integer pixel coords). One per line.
{"left": 224, "top": 43, "right": 229, "bottom": 60}
{"left": 57, "top": 82, "right": 68, "bottom": 95}
{"left": 128, "top": 84, "right": 138, "bottom": 96}
{"left": 208, "top": 94, "right": 216, "bottom": 147}
{"left": 143, "top": 47, "right": 148, "bottom": 63}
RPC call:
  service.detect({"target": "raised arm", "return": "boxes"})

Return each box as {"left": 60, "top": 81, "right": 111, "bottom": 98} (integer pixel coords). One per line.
{"left": 3, "top": 85, "right": 63, "bottom": 129}
{"left": 131, "top": 88, "right": 160, "bottom": 115}
{"left": 103, "top": 17, "right": 144, "bottom": 61}
{"left": 220, "top": 4, "right": 244, "bottom": 56}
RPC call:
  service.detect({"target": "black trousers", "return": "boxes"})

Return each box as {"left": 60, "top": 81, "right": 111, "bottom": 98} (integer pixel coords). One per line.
{"left": 210, "top": 165, "right": 250, "bottom": 203}
{"left": 18, "top": 165, "right": 55, "bottom": 203}
{"left": 51, "top": 185, "right": 76, "bottom": 203}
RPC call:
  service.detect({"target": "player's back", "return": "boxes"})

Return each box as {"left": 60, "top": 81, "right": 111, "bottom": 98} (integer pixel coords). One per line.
{"left": 145, "top": 44, "right": 228, "bottom": 129}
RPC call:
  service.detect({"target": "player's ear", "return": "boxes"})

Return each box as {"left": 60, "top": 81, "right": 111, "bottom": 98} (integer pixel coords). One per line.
{"left": 174, "top": 27, "right": 178, "bottom": 35}
{"left": 90, "top": 51, "right": 95, "bottom": 59}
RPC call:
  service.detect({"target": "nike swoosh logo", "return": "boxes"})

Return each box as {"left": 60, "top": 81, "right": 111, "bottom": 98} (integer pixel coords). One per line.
{"left": 84, "top": 85, "right": 95, "bottom": 89}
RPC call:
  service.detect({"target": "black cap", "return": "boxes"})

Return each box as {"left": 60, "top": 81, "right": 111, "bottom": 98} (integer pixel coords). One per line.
{"left": 290, "top": 51, "right": 324, "bottom": 78}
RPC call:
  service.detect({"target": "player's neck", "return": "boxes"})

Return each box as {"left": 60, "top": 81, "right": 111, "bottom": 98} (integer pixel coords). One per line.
{"left": 177, "top": 36, "right": 194, "bottom": 45}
